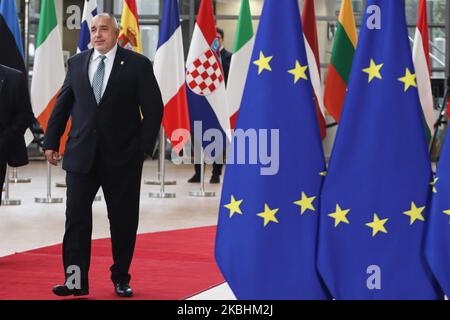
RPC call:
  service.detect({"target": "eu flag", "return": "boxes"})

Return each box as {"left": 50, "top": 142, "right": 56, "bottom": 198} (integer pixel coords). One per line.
{"left": 215, "top": 0, "right": 330, "bottom": 299}
{"left": 425, "top": 133, "right": 450, "bottom": 297}
{"left": 317, "top": 0, "right": 443, "bottom": 299}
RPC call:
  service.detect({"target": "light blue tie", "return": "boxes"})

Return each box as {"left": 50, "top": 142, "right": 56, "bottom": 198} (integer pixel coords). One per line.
{"left": 92, "top": 55, "right": 106, "bottom": 104}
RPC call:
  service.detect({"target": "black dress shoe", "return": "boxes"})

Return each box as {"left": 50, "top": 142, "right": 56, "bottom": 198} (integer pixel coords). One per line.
{"left": 52, "top": 285, "right": 89, "bottom": 297}
{"left": 114, "top": 283, "right": 133, "bottom": 297}
{"left": 210, "top": 175, "right": 220, "bottom": 184}
{"left": 188, "top": 174, "right": 200, "bottom": 183}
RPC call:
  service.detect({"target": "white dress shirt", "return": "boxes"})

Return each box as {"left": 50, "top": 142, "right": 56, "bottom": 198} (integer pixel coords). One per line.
{"left": 88, "top": 44, "right": 118, "bottom": 98}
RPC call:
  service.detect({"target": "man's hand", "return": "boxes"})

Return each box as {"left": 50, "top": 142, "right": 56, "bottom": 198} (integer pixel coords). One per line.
{"left": 45, "top": 150, "right": 60, "bottom": 166}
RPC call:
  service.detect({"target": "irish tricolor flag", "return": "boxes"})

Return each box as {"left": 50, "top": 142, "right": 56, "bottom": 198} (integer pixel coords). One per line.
{"left": 413, "top": 0, "right": 435, "bottom": 138}
{"left": 30, "top": 0, "right": 66, "bottom": 150}
{"left": 324, "top": 0, "right": 357, "bottom": 123}
{"left": 226, "top": 0, "right": 254, "bottom": 129}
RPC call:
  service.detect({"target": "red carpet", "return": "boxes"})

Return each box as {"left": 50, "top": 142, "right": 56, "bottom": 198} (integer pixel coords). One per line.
{"left": 0, "top": 226, "right": 224, "bottom": 300}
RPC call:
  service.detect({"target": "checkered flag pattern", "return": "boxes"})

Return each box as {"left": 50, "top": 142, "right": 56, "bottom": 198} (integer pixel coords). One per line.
{"left": 186, "top": 49, "right": 224, "bottom": 96}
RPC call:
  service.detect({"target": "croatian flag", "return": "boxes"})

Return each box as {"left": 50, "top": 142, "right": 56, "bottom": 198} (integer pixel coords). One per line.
{"left": 154, "top": 0, "right": 190, "bottom": 152}
{"left": 186, "top": 0, "right": 231, "bottom": 147}
{"left": 77, "top": 0, "right": 97, "bottom": 53}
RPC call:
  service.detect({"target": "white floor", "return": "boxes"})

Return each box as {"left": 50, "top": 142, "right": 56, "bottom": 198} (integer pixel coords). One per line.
{"left": 0, "top": 159, "right": 235, "bottom": 299}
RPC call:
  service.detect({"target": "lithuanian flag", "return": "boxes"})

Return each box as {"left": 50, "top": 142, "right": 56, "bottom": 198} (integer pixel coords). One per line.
{"left": 324, "top": 0, "right": 357, "bottom": 123}
{"left": 118, "top": 0, "right": 142, "bottom": 53}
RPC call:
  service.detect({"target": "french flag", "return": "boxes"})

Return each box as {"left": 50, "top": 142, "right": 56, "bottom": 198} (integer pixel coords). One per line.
{"left": 186, "top": 0, "right": 231, "bottom": 147}
{"left": 154, "top": 0, "right": 191, "bottom": 153}
{"left": 77, "top": 0, "right": 97, "bottom": 53}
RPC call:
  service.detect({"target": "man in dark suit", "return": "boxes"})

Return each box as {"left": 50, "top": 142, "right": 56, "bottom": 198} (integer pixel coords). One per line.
{"left": 0, "top": 64, "right": 34, "bottom": 204}
{"left": 44, "top": 13, "right": 163, "bottom": 297}
{"left": 188, "top": 27, "right": 232, "bottom": 184}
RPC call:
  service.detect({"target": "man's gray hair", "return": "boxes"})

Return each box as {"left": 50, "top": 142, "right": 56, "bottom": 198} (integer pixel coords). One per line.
{"left": 93, "top": 13, "right": 119, "bottom": 30}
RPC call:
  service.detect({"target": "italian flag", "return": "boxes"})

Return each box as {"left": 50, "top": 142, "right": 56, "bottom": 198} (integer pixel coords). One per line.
{"left": 227, "top": 0, "right": 254, "bottom": 129}
{"left": 324, "top": 0, "right": 357, "bottom": 123}
{"left": 413, "top": 0, "right": 435, "bottom": 138}
{"left": 302, "top": 0, "right": 326, "bottom": 139}
{"left": 30, "top": 0, "right": 67, "bottom": 152}
{"left": 118, "top": 0, "right": 142, "bottom": 53}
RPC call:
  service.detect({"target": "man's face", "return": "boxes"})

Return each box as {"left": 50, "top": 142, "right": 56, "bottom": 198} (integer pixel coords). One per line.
{"left": 217, "top": 32, "right": 224, "bottom": 48}
{"left": 91, "top": 16, "right": 119, "bottom": 54}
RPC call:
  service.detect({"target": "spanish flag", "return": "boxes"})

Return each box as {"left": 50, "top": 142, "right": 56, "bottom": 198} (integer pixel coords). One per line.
{"left": 118, "top": 0, "right": 142, "bottom": 53}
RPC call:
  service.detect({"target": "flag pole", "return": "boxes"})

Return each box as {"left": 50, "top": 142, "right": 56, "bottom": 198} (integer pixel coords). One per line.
{"left": 35, "top": 162, "right": 63, "bottom": 204}
{"left": 145, "top": 126, "right": 176, "bottom": 185}
{"left": 430, "top": 89, "right": 449, "bottom": 159}
{"left": 189, "top": 148, "right": 215, "bottom": 197}
{"left": 9, "top": 168, "right": 31, "bottom": 183}
{"left": 1, "top": 167, "right": 21, "bottom": 206}
{"left": 149, "top": 127, "right": 175, "bottom": 198}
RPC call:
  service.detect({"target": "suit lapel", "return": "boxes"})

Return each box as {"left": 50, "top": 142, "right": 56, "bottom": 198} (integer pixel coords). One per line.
{"left": 82, "top": 49, "right": 97, "bottom": 106}
{"left": 99, "top": 46, "right": 126, "bottom": 106}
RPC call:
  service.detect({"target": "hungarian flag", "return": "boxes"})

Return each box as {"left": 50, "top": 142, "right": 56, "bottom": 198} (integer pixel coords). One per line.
{"left": 323, "top": 0, "right": 357, "bottom": 123}
{"left": 302, "top": 0, "right": 326, "bottom": 139}
{"left": 118, "top": 0, "right": 142, "bottom": 53}
{"left": 226, "top": 0, "right": 254, "bottom": 130}
{"left": 186, "top": 0, "right": 231, "bottom": 149}
{"left": 0, "top": 0, "right": 25, "bottom": 72}
{"left": 413, "top": 0, "right": 435, "bottom": 139}
{"left": 154, "top": 0, "right": 190, "bottom": 153}
{"left": 77, "top": 0, "right": 97, "bottom": 53}
{"left": 30, "top": 0, "right": 66, "bottom": 153}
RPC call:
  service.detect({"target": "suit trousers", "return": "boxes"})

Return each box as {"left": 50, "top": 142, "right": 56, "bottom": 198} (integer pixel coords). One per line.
{"left": 0, "top": 161, "right": 5, "bottom": 206}
{"left": 63, "top": 150, "right": 143, "bottom": 288}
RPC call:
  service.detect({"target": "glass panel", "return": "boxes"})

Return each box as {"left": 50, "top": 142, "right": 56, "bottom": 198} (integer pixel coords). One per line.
{"left": 114, "top": 0, "right": 159, "bottom": 15}
{"left": 140, "top": 25, "right": 159, "bottom": 61}
{"left": 97, "top": 0, "right": 104, "bottom": 12}
{"left": 29, "top": 0, "right": 41, "bottom": 19}
{"left": 215, "top": 0, "right": 263, "bottom": 16}
{"left": 179, "top": 0, "right": 193, "bottom": 15}
{"left": 335, "top": 0, "right": 365, "bottom": 22}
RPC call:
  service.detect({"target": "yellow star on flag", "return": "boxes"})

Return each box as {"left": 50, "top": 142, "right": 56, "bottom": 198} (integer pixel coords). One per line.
{"left": 224, "top": 195, "right": 243, "bottom": 218}
{"left": 253, "top": 51, "right": 273, "bottom": 75}
{"left": 366, "top": 214, "right": 389, "bottom": 237}
{"left": 328, "top": 204, "right": 350, "bottom": 227}
{"left": 319, "top": 171, "right": 327, "bottom": 176}
{"left": 430, "top": 178, "right": 438, "bottom": 193}
{"left": 362, "top": 59, "right": 383, "bottom": 83}
{"left": 288, "top": 60, "right": 308, "bottom": 84}
{"left": 443, "top": 209, "right": 450, "bottom": 217}
{"left": 293, "top": 192, "right": 316, "bottom": 215}
{"left": 403, "top": 202, "right": 426, "bottom": 225}
{"left": 257, "top": 204, "right": 279, "bottom": 227}
{"left": 398, "top": 68, "right": 417, "bottom": 92}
